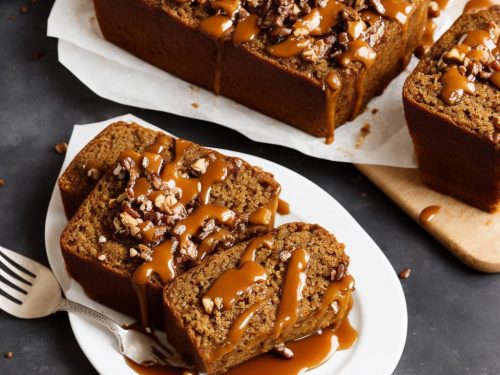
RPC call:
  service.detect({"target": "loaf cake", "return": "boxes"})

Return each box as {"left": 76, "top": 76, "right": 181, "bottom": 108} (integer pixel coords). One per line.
{"left": 60, "top": 126, "right": 281, "bottom": 328}
{"left": 164, "top": 222, "right": 353, "bottom": 374}
{"left": 93, "top": 0, "right": 428, "bottom": 143}
{"left": 403, "top": 7, "right": 500, "bottom": 212}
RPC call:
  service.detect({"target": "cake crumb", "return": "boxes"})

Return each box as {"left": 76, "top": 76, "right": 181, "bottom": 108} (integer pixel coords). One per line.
{"left": 8, "top": 15, "right": 16, "bottom": 21}
{"left": 191, "top": 102, "right": 199, "bottom": 109}
{"left": 5, "top": 352, "right": 13, "bottom": 359}
{"left": 54, "top": 142, "right": 68, "bottom": 155}
{"left": 189, "top": 85, "right": 199, "bottom": 92}
{"left": 399, "top": 268, "right": 411, "bottom": 279}
{"left": 371, "top": 108, "right": 379, "bottom": 115}
{"left": 360, "top": 192, "right": 368, "bottom": 198}
{"left": 32, "top": 50, "right": 46, "bottom": 61}
{"left": 355, "top": 124, "right": 371, "bottom": 149}
{"left": 485, "top": 220, "right": 493, "bottom": 227}
{"left": 97, "top": 254, "right": 107, "bottom": 261}
{"left": 0, "top": 179, "right": 4, "bottom": 187}
{"left": 19, "top": 6, "right": 29, "bottom": 14}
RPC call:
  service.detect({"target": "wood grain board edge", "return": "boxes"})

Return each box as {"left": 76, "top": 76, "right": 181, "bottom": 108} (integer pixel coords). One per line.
{"left": 355, "top": 164, "right": 500, "bottom": 273}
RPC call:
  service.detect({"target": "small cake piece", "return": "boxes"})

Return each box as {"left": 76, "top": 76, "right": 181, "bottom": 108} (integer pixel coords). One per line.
{"left": 403, "top": 7, "right": 500, "bottom": 212}
{"left": 58, "top": 122, "right": 163, "bottom": 218}
{"left": 164, "top": 223, "right": 353, "bottom": 374}
{"left": 60, "top": 129, "right": 281, "bottom": 328}
{"left": 93, "top": 0, "right": 428, "bottom": 143}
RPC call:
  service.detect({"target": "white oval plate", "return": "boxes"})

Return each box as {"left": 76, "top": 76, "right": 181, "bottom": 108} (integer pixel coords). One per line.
{"left": 45, "top": 115, "right": 407, "bottom": 375}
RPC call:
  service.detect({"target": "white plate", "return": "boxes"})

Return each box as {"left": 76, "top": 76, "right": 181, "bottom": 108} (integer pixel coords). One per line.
{"left": 45, "top": 115, "right": 407, "bottom": 375}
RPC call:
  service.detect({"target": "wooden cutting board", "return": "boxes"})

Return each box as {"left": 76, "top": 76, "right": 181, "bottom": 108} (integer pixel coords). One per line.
{"left": 356, "top": 164, "right": 500, "bottom": 273}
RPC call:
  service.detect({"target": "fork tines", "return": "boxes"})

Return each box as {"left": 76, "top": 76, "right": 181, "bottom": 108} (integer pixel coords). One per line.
{"left": 0, "top": 249, "right": 36, "bottom": 305}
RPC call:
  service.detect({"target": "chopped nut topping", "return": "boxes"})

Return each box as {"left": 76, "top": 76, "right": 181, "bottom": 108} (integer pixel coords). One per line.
{"left": 120, "top": 212, "right": 139, "bottom": 228}
{"left": 108, "top": 199, "right": 117, "bottom": 208}
{"left": 274, "top": 343, "right": 294, "bottom": 359}
{"left": 330, "top": 269, "right": 337, "bottom": 281}
{"left": 191, "top": 158, "right": 208, "bottom": 175}
{"left": 280, "top": 251, "right": 292, "bottom": 262}
{"left": 113, "top": 164, "right": 123, "bottom": 175}
{"left": 214, "top": 296, "right": 223, "bottom": 310}
{"left": 97, "top": 254, "right": 107, "bottom": 261}
{"left": 331, "top": 300, "right": 340, "bottom": 314}
{"left": 54, "top": 142, "right": 68, "bottom": 155}
{"left": 129, "top": 248, "right": 139, "bottom": 257}
{"left": 399, "top": 267, "right": 411, "bottom": 279}
{"left": 202, "top": 296, "right": 214, "bottom": 314}
{"left": 87, "top": 168, "right": 100, "bottom": 180}
{"left": 98, "top": 235, "right": 107, "bottom": 243}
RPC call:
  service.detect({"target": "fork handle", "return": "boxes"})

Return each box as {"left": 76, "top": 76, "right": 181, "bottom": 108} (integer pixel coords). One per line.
{"left": 54, "top": 298, "right": 125, "bottom": 346}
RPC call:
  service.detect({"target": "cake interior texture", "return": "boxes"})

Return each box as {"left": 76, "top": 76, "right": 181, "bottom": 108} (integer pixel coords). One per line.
{"left": 164, "top": 222, "right": 352, "bottom": 374}
{"left": 60, "top": 123, "right": 281, "bottom": 328}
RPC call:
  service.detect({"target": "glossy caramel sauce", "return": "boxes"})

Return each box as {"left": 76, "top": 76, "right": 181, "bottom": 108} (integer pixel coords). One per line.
{"left": 240, "top": 233, "right": 275, "bottom": 263}
{"left": 197, "top": 228, "right": 232, "bottom": 261}
{"left": 233, "top": 14, "right": 260, "bottom": 44}
{"left": 199, "top": 15, "right": 233, "bottom": 38}
{"left": 277, "top": 198, "right": 291, "bottom": 215}
{"left": 205, "top": 261, "right": 268, "bottom": 310}
{"left": 376, "top": 0, "right": 415, "bottom": 29}
{"left": 418, "top": 205, "right": 441, "bottom": 225}
{"left": 491, "top": 71, "right": 500, "bottom": 89}
{"left": 435, "top": 0, "right": 451, "bottom": 9}
{"left": 227, "top": 317, "right": 357, "bottom": 375}
{"left": 440, "top": 66, "right": 475, "bottom": 105}
{"left": 293, "top": 9, "right": 322, "bottom": 35}
{"left": 249, "top": 207, "right": 273, "bottom": 226}
{"left": 210, "top": 0, "right": 240, "bottom": 17}
{"left": 267, "top": 36, "right": 312, "bottom": 58}
{"left": 419, "top": 19, "right": 437, "bottom": 55}
{"left": 338, "top": 40, "right": 377, "bottom": 68}
{"left": 311, "top": 0, "right": 347, "bottom": 35}
{"left": 325, "top": 71, "right": 342, "bottom": 144}
{"left": 272, "top": 248, "right": 310, "bottom": 339}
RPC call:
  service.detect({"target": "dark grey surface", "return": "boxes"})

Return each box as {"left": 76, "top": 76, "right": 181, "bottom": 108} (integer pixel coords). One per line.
{"left": 0, "top": 1, "right": 499, "bottom": 374}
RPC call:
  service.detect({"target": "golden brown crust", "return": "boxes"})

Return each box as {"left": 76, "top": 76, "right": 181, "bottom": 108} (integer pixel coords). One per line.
{"left": 403, "top": 8, "right": 500, "bottom": 212}
{"left": 164, "top": 222, "right": 351, "bottom": 374}
{"left": 93, "top": 0, "right": 428, "bottom": 139}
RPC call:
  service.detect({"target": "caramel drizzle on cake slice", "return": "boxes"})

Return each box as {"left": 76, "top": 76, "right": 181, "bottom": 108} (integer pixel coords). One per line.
{"left": 438, "top": 22, "right": 500, "bottom": 105}
{"left": 271, "top": 248, "right": 310, "bottom": 339}
{"left": 112, "top": 134, "right": 280, "bottom": 328}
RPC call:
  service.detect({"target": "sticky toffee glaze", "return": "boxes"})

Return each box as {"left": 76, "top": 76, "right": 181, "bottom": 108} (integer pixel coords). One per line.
{"left": 194, "top": 0, "right": 415, "bottom": 144}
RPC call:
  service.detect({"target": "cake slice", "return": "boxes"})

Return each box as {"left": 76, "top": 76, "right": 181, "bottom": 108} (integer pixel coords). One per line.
{"left": 60, "top": 127, "right": 281, "bottom": 328}
{"left": 59, "top": 122, "right": 163, "bottom": 218}
{"left": 403, "top": 7, "right": 500, "bottom": 212}
{"left": 93, "top": 0, "right": 428, "bottom": 143}
{"left": 164, "top": 222, "right": 353, "bottom": 374}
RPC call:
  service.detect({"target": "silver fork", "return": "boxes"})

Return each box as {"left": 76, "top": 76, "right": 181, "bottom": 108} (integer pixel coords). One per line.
{"left": 0, "top": 246, "right": 181, "bottom": 367}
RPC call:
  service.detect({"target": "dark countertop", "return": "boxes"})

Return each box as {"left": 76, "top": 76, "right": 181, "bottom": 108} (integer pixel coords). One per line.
{"left": 0, "top": 1, "right": 499, "bottom": 374}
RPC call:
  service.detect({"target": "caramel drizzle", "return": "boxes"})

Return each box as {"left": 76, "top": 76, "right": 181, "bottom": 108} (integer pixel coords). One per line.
{"left": 317, "top": 274, "right": 355, "bottom": 317}
{"left": 491, "top": 71, "right": 500, "bottom": 89}
{"left": 211, "top": 0, "right": 240, "bottom": 17}
{"left": 418, "top": 205, "right": 441, "bottom": 225}
{"left": 272, "top": 248, "right": 310, "bottom": 339}
{"left": 440, "top": 66, "right": 476, "bottom": 105}
{"left": 210, "top": 300, "right": 267, "bottom": 360}
{"left": 200, "top": 15, "right": 233, "bottom": 39}
{"left": 249, "top": 207, "right": 272, "bottom": 226}
{"left": 372, "top": 0, "right": 415, "bottom": 30}
{"left": 197, "top": 228, "right": 232, "bottom": 261}
{"left": 204, "top": 261, "right": 268, "bottom": 310}
{"left": 267, "top": 36, "right": 313, "bottom": 58}
{"left": 277, "top": 198, "right": 291, "bottom": 215}
{"left": 311, "top": 1, "right": 347, "bottom": 35}
{"left": 240, "top": 233, "right": 275, "bottom": 263}
{"left": 324, "top": 71, "right": 342, "bottom": 144}
{"left": 233, "top": 14, "right": 260, "bottom": 44}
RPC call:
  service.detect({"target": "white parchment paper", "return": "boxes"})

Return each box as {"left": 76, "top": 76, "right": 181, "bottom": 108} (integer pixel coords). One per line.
{"left": 47, "top": 0, "right": 466, "bottom": 167}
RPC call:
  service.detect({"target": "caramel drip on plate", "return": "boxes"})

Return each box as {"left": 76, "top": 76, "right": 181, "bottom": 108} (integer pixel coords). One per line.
{"left": 204, "top": 261, "right": 268, "bottom": 310}
{"left": 200, "top": 15, "right": 233, "bottom": 39}
{"left": 418, "top": 205, "right": 441, "bottom": 225}
{"left": 173, "top": 204, "right": 236, "bottom": 250}
{"left": 233, "top": 14, "right": 260, "bottom": 44}
{"left": 440, "top": 66, "right": 476, "bottom": 105}
{"left": 197, "top": 228, "right": 232, "bottom": 261}
{"left": 248, "top": 207, "right": 272, "bottom": 226}
{"left": 124, "top": 358, "right": 185, "bottom": 375}
{"left": 210, "top": 300, "right": 267, "bottom": 360}
{"left": 240, "top": 233, "right": 275, "bottom": 263}
{"left": 272, "top": 248, "right": 310, "bottom": 339}
{"left": 463, "top": 0, "right": 496, "bottom": 12}
{"left": 324, "top": 71, "right": 342, "bottom": 144}
{"left": 277, "top": 199, "right": 290, "bottom": 215}
{"left": 267, "top": 36, "right": 313, "bottom": 58}
{"left": 226, "top": 316, "right": 357, "bottom": 375}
